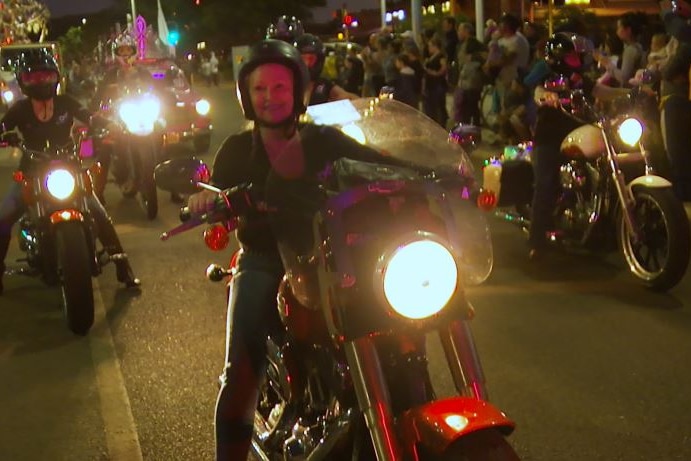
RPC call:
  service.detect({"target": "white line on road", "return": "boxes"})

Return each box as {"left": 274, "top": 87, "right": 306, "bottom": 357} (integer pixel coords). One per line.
{"left": 89, "top": 279, "right": 143, "bottom": 461}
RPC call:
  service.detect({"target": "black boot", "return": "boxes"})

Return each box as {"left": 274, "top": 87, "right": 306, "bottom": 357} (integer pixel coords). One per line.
{"left": 115, "top": 259, "right": 141, "bottom": 288}
{"left": 95, "top": 215, "right": 141, "bottom": 288}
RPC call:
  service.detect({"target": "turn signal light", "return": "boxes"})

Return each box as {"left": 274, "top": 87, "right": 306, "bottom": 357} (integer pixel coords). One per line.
{"left": 476, "top": 190, "right": 497, "bottom": 211}
{"left": 204, "top": 224, "right": 230, "bottom": 251}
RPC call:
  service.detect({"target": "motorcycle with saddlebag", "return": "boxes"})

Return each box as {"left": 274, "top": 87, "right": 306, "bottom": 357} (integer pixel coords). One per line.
{"left": 157, "top": 98, "right": 518, "bottom": 460}
{"left": 479, "top": 75, "right": 690, "bottom": 291}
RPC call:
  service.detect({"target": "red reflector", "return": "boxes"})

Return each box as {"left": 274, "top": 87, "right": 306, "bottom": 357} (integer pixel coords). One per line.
{"left": 477, "top": 190, "right": 497, "bottom": 211}
{"left": 12, "top": 170, "right": 24, "bottom": 182}
{"left": 204, "top": 224, "right": 230, "bottom": 251}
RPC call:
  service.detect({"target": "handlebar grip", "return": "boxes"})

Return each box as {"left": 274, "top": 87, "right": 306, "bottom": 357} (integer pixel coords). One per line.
{"left": 179, "top": 207, "right": 191, "bottom": 222}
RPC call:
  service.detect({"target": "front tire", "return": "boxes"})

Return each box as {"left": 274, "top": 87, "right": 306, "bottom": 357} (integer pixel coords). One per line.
{"left": 619, "top": 186, "right": 690, "bottom": 291}
{"left": 55, "top": 222, "right": 95, "bottom": 335}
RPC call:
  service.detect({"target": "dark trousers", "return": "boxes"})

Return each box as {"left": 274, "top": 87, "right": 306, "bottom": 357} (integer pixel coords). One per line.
{"left": 661, "top": 94, "right": 691, "bottom": 201}
{"left": 423, "top": 85, "right": 449, "bottom": 128}
{"left": 528, "top": 107, "right": 582, "bottom": 249}
{"left": 453, "top": 87, "right": 482, "bottom": 125}
{"left": 215, "top": 251, "right": 283, "bottom": 460}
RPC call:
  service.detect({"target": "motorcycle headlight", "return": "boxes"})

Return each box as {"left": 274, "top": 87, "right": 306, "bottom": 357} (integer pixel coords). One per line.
{"left": 2, "top": 90, "right": 14, "bottom": 103}
{"left": 377, "top": 236, "right": 458, "bottom": 320}
{"left": 45, "top": 169, "right": 76, "bottom": 200}
{"left": 195, "top": 98, "right": 210, "bottom": 116}
{"left": 617, "top": 118, "right": 643, "bottom": 146}
{"left": 118, "top": 95, "right": 161, "bottom": 136}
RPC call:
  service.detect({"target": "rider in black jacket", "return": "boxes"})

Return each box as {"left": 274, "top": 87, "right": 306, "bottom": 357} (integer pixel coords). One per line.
{"left": 293, "top": 33, "right": 358, "bottom": 105}
{"left": 0, "top": 49, "right": 140, "bottom": 295}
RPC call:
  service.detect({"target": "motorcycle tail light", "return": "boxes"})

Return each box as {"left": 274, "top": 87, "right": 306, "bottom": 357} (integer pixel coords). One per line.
{"left": 476, "top": 190, "right": 497, "bottom": 211}
{"left": 204, "top": 224, "right": 230, "bottom": 251}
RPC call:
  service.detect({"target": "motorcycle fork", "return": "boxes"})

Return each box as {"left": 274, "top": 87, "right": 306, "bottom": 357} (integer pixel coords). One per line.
{"left": 602, "top": 129, "right": 641, "bottom": 243}
{"left": 344, "top": 337, "right": 404, "bottom": 461}
{"left": 438, "top": 318, "right": 488, "bottom": 401}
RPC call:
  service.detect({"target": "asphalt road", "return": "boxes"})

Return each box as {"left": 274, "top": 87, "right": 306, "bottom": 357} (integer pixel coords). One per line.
{"left": 1, "top": 84, "right": 690, "bottom": 461}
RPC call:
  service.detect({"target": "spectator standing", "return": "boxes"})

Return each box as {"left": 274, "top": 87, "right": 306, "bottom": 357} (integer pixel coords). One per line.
{"left": 422, "top": 36, "right": 449, "bottom": 127}
{"left": 453, "top": 22, "right": 486, "bottom": 125}
{"left": 442, "top": 16, "right": 459, "bottom": 87}
{"left": 200, "top": 56, "right": 211, "bottom": 86}
{"left": 594, "top": 13, "right": 646, "bottom": 88}
{"left": 209, "top": 51, "right": 220, "bottom": 86}
{"left": 361, "top": 33, "right": 385, "bottom": 96}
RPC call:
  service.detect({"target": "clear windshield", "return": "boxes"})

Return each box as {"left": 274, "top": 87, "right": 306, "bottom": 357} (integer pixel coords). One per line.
{"left": 305, "top": 98, "right": 475, "bottom": 177}
{"left": 269, "top": 98, "right": 492, "bottom": 307}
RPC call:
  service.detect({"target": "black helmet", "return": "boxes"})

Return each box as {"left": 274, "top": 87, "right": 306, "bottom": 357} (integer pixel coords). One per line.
{"left": 294, "top": 33, "right": 325, "bottom": 80}
{"left": 16, "top": 49, "right": 60, "bottom": 101}
{"left": 545, "top": 32, "right": 588, "bottom": 76}
{"left": 266, "top": 15, "right": 304, "bottom": 43}
{"left": 236, "top": 39, "right": 310, "bottom": 123}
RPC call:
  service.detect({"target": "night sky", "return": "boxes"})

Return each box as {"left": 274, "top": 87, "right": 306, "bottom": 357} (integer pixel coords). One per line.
{"left": 43, "top": 0, "right": 115, "bottom": 18}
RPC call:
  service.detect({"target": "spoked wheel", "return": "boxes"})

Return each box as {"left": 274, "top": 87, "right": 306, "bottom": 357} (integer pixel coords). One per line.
{"left": 619, "top": 186, "right": 690, "bottom": 291}
{"left": 479, "top": 85, "right": 497, "bottom": 129}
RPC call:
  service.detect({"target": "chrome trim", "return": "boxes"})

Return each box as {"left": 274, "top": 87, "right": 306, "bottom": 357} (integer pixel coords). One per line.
{"left": 439, "top": 317, "right": 488, "bottom": 400}
{"left": 344, "top": 337, "right": 403, "bottom": 461}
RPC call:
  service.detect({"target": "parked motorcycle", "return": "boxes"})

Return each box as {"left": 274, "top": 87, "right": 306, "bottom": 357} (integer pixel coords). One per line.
{"left": 3, "top": 132, "right": 114, "bottom": 335}
{"left": 479, "top": 76, "right": 691, "bottom": 291}
{"left": 95, "top": 84, "right": 164, "bottom": 219}
{"left": 156, "top": 98, "right": 517, "bottom": 460}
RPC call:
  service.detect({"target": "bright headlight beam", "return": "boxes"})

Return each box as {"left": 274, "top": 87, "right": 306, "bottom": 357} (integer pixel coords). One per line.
{"left": 196, "top": 98, "right": 210, "bottom": 115}
{"left": 341, "top": 123, "right": 366, "bottom": 144}
{"left": 46, "top": 169, "right": 76, "bottom": 200}
{"left": 382, "top": 240, "right": 457, "bottom": 319}
{"left": 617, "top": 118, "right": 643, "bottom": 146}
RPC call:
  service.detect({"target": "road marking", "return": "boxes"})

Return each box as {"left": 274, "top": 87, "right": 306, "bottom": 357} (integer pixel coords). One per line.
{"left": 89, "top": 280, "right": 143, "bottom": 461}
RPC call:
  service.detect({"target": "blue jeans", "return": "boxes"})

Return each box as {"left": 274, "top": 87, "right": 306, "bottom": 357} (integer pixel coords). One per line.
{"left": 215, "top": 250, "right": 284, "bottom": 460}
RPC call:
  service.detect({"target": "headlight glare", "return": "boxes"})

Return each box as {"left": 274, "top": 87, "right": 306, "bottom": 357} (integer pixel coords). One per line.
{"left": 617, "top": 118, "right": 643, "bottom": 146}
{"left": 118, "top": 95, "right": 161, "bottom": 136}
{"left": 46, "top": 169, "right": 76, "bottom": 200}
{"left": 195, "top": 98, "right": 210, "bottom": 115}
{"left": 381, "top": 239, "right": 458, "bottom": 319}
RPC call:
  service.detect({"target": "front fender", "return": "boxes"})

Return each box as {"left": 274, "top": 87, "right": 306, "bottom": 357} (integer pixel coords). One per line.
{"left": 628, "top": 175, "right": 673, "bottom": 190}
{"left": 398, "top": 397, "right": 515, "bottom": 456}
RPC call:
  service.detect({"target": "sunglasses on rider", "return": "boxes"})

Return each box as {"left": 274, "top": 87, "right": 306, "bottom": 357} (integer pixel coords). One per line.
{"left": 20, "top": 70, "right": 59, "bottom": 86}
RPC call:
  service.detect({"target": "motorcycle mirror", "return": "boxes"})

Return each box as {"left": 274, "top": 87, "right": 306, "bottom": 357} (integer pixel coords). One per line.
{"left": 154, "top": 157, "right": 210, "bottom": 195}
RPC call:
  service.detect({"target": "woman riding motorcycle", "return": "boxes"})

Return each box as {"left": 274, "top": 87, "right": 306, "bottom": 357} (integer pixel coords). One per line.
{"left": 0, "top": 49, "right": 140, "bottom": 295}
{"left": 186, "top": 39, "right": 426, "bottom": 460}
{"left": 528, "top": 32, "right": 631, "bottom": 260}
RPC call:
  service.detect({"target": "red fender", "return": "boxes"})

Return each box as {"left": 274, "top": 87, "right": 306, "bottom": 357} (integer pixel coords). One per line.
{"left": 398, "top": 396, "right": 515, "bottom": 456}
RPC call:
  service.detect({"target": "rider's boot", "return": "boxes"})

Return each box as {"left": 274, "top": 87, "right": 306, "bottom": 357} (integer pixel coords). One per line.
{"left": 96, "top": 217, "right": 141, "bottom": 288}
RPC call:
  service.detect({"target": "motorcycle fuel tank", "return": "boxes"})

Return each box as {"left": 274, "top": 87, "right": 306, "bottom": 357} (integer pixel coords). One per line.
{"left": 560, "top": 125, "right": 605, "bottom": 160}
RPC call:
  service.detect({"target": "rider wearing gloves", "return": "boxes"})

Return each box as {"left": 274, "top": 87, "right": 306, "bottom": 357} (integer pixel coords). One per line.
{"left": 528, "top": 32, "right": 630, "bottom": 260}
{"left": 293, "top": 33, "right": 358, "bottom": 105}
{"left": 0, "top": 49, "right": 140, "bottom": 295}
{"left": 186, "top": 39, "right": 423, "bottom": 460}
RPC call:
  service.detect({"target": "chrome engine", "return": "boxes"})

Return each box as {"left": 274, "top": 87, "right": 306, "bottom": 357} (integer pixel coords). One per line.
{"left": 252, "top": 338, "right": 356, "bottom": 461}
{"left": 557, "top": 161, "right": 599, "bottom": 232}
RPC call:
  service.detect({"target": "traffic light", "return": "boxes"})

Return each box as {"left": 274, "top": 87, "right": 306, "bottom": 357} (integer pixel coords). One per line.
{"left": 167, "top": 22, "right": 180, "bottom": 46}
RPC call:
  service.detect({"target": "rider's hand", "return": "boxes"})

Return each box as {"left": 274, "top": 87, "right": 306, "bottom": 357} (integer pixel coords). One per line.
{"left": 187, "top": 189, "right": 217, "bottom": 215}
